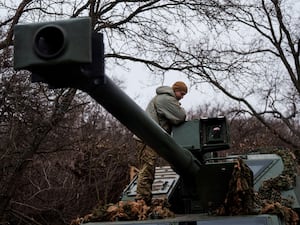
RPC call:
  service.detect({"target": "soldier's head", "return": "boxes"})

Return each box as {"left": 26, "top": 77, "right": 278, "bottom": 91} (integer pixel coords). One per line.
{"left": 172, "top": 81, "right": 188, "bottom": 100}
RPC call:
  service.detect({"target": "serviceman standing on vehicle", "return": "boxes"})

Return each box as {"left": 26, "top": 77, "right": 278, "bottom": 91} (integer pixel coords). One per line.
{"left": 135, "top": 81, "right": 188, "bottom": 205}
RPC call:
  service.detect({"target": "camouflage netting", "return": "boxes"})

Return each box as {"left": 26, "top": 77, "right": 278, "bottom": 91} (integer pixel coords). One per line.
{"left": 255, "top": 147, "right": 298, "bottom": 206}
{"left": 70, "top": 198, "right": 174, "bottom": 225}
{"left": 255, "top": 148, "right": 299, "bottom": 225}
{"left": 70, "top": 147, "right": 299, "bottom": 225}
{"left": 217, "top": 147, "right": 299, "bottom": 225}
{"left": 216, "top": 158, "right": 255, "bottom": 216}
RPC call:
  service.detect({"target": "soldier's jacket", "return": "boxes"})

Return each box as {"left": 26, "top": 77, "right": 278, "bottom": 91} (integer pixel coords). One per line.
{"left": 145, "top": 86, "right": 186, "bottom": 133}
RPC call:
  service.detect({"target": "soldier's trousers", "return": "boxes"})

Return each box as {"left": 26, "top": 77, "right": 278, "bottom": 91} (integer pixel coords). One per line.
{"left": 135, "top": 141, "right": 158, "bottom": 205}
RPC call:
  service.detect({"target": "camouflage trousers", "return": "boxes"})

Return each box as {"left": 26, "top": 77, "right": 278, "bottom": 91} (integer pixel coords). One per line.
{"left": 135, "top": 141, "right": 158, "bottom": 205}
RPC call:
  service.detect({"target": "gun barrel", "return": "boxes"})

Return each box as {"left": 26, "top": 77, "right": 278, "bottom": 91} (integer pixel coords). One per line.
{"left": 13, "top": 17, "right": 201, "bottom": 177}
{"left": 87, "top": 77, "right": 201, "bottom": 177}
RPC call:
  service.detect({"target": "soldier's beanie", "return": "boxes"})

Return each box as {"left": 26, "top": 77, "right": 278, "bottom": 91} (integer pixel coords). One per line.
{"left": 172, "top": 81, "right": 188, "bottom": 93}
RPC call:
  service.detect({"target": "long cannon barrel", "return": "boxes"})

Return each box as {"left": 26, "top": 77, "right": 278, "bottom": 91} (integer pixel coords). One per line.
{"left": 87, "top": 77, "right": 201, "bottom": 177}
{"left": 13, "top": 17, "right": 201, "bottom": 178}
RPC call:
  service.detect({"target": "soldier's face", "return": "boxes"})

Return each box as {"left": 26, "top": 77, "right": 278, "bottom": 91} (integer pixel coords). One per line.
{"left": 174, "top": 90, "right": 186, "bottom": 100}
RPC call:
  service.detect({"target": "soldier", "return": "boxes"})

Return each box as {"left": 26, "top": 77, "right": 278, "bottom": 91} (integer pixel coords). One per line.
{"left": 135, "top": 81, "right": 188, "bottom": 205}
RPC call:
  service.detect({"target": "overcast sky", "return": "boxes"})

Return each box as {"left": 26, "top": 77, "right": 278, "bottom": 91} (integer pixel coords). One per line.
{"left": 110, "top": 62, "right": 225, "bottom": 111}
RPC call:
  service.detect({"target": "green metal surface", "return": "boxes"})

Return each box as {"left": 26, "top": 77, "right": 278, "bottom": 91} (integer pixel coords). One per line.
{"left": 14, "top": 17, "right": 92, "bottom": 69}
{"left": 172, "top": 120, "right": 201, "bottom": 150}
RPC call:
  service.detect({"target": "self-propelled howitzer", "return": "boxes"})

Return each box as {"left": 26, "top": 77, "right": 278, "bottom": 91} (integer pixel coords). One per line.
{"left": 12, "top": 16, "right": 236, "bottom": 213}
{"left": 13, "top": 17, "right": 300, "bottom": 225}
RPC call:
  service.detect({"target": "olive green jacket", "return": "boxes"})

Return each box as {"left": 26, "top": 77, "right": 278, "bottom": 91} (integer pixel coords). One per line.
{"left": 145, "top": 86, "right": 186, "bottom": 133}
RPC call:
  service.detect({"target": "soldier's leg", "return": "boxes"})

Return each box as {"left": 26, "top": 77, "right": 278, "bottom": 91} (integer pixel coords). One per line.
{"left": 136, "top": 142, "right": 157, "bottom": 205}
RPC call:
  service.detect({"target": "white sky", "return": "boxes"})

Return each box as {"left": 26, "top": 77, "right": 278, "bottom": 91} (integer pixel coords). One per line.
{"left": 110, "top": 62, "right": 225, "bottom": 111}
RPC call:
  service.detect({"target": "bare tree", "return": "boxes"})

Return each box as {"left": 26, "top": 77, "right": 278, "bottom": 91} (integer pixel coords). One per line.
{"left": 99, "top": 0, "right": 300, "bottom": 149}
{"left": 182, "top": 0, "right": 300, "bottom": 149}
{"left": 123, "top": 0, "right": 300, "bottom": 149}
{"left": 1, "top": 0, "right": 300, "bottom": 224}
{"left": 0, "top": 70, "right": 78, "bottom": 218}
{"left": 76, "top": 0, "right": 300, "bottom": 149}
